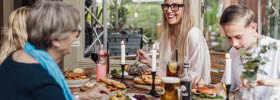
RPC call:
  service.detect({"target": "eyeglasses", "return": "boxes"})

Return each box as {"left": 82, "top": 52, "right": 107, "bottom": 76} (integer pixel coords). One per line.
{"left": 161, "top": 4, "right": 184, "bottom": 12}
{"left": 72, "top": 26, "right": 81, "bottom": 38}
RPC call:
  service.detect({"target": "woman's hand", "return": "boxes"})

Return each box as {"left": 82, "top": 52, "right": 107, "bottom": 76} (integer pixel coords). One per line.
{"left": 137, "top": 49, "right": 152, "bottom": 67}
{"left": 79, "top": 84, "right": 110, "bottom": 99}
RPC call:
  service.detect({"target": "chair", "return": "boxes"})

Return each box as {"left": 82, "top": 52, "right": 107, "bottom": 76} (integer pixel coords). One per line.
{"left": 210, "top": 63, "right": 225, "bottom": 84}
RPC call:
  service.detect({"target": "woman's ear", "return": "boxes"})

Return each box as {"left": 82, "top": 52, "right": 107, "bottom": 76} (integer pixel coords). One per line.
{"left": 52, "top": 40, "right": 60, "bottom": 47}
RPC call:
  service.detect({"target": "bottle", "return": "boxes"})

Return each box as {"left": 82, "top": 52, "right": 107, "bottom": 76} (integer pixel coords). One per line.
{"left": 105, "top": 50, "right": 110, "bottom": 74}
{"left": 106, "top": 42, "right": 110, "bottom": 74}
{"left": 95, "top": 45, "right": 107, "bottom": 81}
{"left": 180, "top": 63, "right": 192, "bottom": 100}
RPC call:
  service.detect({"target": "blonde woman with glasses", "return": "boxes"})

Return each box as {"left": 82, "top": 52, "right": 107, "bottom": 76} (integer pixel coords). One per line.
{"left": 137, "top": 0, "right": 211, "bottom": 85}
{"left": 0, "top": 7, "right": 30, "bottom": 64}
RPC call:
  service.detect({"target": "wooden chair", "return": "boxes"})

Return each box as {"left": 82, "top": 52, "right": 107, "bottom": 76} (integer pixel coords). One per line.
{"left": 210, "top": 63, "right": 225, "bottom": 84}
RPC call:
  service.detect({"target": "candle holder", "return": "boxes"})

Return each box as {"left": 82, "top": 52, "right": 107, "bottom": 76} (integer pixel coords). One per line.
{"left": 147, "top": 71, "right": 160, "bottom": 98}
{"left": 120, "top": 64, "right": 129, "bottom": 88}
{"left": 226, "top": 84, "right": 231, "bottom": 100}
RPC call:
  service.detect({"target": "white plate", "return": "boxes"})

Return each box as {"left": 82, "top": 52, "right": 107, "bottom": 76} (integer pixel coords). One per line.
{"left": 68, "top": 84, "right": 83, "bottom": 88}
{"left": 66, "top": 78, "right": 91, "bottom": 87}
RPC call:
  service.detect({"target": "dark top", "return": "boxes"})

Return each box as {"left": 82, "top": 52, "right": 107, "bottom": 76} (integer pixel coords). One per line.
{"left": 0, "top": 51, "right": 66, "bottom": 100}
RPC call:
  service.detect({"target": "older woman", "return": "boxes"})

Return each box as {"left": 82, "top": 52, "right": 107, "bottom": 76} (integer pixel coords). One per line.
{"left": 0, "top": 1, "right": 109, "bottom": 100}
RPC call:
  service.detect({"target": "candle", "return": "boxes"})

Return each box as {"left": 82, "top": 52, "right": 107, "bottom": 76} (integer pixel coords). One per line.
{"left": 151, "top": 50, "right": 156, "bottom": 72}
{"left": 225, "top": 53, "right": 231, "bottom": 85}
{"left": 151, "top": 44, "right": 157, "bottom": 72}
{"left": 121, "top": 40, "right": 125, "bottom": 64}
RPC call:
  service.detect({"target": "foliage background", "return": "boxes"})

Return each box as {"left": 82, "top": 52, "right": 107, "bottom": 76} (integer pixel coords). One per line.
{"left": 102, "top": 0, "right": 163, "bottom": 40}
{"left": 125, "top": 2, "right": 162, "bottom": 40}
{"left": 264, "top": 0, "right": 280, "bottom": 40}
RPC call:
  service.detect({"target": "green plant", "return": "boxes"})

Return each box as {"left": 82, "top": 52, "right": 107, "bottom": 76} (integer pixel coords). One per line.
{"left": 204, "top": 0, "right": 219, "bottom": 33}
{"left": 126, "top": 2, "right": 162, "bottom": 40}
{"left": 109, "top": 0, "right": 132, "bottom": 29}
{"left": 237, "top": 42, "right": 277, "bottom": 81}
{"left": 108, "top": 1, "right": 162, "bottom": 40}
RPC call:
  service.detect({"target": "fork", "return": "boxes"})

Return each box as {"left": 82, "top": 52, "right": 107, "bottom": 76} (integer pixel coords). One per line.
{"left": 134, "top": 54, "right": 140, "bottom": 65}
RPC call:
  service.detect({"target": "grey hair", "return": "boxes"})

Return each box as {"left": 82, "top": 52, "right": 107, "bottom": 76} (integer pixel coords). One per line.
{"left": 26, "top": 1, "right": 80, "bottom": 50}
{"left": 35, "top": 0, "right": 63, "bottom": 4}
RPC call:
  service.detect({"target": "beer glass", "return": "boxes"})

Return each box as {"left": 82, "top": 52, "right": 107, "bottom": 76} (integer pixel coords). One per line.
{"left": 166, "top": 61, "right": 179, "bottom": 77}
{"left": 160, "top": 77, "right": 181, "bottom": 100}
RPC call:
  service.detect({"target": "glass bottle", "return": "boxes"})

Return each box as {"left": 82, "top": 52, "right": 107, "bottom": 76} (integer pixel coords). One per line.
{"left": 180, "top": 63, "right": 192, "bottom": 100}
{"left": 105, "top": 51, "right": 110, "bottom": 74}
{"left": 95, "top": 45, "right": 107, "bottom": 81}
{"left": 106, "top": 42, "right": 110, "bottom": 74}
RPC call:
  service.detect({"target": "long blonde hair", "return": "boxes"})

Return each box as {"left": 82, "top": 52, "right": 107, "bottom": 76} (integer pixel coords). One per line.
{"left": 0, "top": 7, "right": 30, "bottom": 64}
{"left": 159, "top": 0, "right": 194, "bottom": 66}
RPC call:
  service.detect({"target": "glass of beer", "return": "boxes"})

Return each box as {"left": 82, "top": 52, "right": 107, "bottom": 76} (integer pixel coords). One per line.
{"left": 160, "top": 77, "right": 181, "bottom": 100}
{"left": 166, "top": 61, "right": 179, "bottom": 77}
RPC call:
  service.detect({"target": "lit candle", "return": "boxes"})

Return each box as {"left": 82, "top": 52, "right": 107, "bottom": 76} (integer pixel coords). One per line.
{"left": 121, "top": 40, "right": 125, "bottom": 64}
{"left": 151, "top": 44, "right": 157, "bottom": 72}
{"left": 225, "top": 53, "right": 231, "bottom": 85}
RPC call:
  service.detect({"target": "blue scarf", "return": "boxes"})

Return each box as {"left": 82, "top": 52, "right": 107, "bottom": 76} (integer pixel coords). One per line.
{"left": 23, "top": 42, "right": 73, "bottom": 100}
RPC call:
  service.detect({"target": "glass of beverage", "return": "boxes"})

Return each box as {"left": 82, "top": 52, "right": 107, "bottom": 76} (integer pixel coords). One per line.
{"left": 160, "top": 77, "right": 181, "bottom": 100}
{"left": 90, "top": 45, "right": 99, "bottom": 64}
{"left": 166, "top": 61, "right": 179, "bottom": 77}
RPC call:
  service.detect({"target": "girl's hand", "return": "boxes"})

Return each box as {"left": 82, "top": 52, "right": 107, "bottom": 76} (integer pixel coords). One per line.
{"left": 137, "top": 49, "right": 152, "bottom": 67}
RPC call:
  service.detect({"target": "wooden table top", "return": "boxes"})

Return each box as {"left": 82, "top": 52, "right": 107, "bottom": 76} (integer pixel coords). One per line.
{"left": 69, "top": 77, "right": 160, "bottom": 100}
{"left": 69, "top": 78, "right": 152, "bottom": 93}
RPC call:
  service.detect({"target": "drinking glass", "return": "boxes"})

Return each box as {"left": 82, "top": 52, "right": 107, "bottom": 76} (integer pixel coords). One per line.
{"left": 166, "top": 61, "right": 179, "bottom": 77}
{"left": 160, "top": 77, "right": 181, "bottom": 100}
{"left": 90, "top": 45, "right": 99, "bottom": 64}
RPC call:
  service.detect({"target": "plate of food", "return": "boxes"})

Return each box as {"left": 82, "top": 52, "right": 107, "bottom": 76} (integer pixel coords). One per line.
{"left": 106, "top": 91, "right": 155, "bottom": 100}
{"left": 111, "top": 69, "right": 135, "bottom": 80}
{"left": 111, "top": 63, "right": 146, "bottom": 80}
{"left": 98, "top": 78, "right": 127, "bottom": 92}
{"left": 127, "top": 62, "right": 146, "bottom": 76}
{"left": 106, "top": 91, "right": 131, "bottom": 100}
{"left": 64, "top": 68, "right": 91, "bottom": 88}
{"left": 192, "top": 84, "right": 226, "bottom": 100}
{"left": 133, "top": 74, "right": 162, "bottom": 91}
